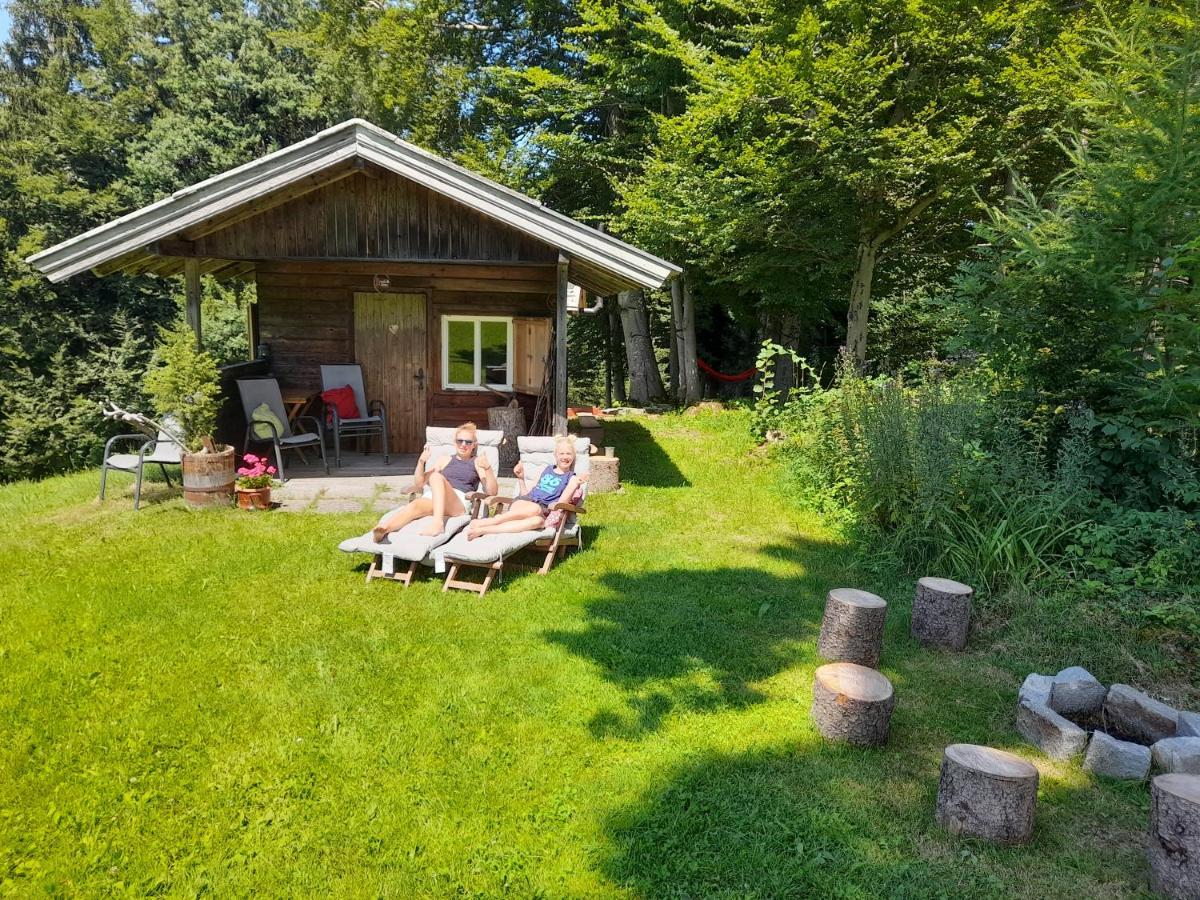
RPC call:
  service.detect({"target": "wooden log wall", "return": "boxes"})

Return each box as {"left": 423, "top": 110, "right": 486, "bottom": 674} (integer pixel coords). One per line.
{"left": 193, "top": 167, "right": 560, "bottom": 264}
{"left": 254, "top": 261, "right": 555, "bottom": 433}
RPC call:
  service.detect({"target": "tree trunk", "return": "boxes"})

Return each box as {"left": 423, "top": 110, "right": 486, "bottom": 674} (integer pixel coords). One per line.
{"left": 846, "top": 234, "right": 877, "bottom": 366}
{"left": 609, "top": 301, "right": 626, "bottom": 403}
{"left": 669, "top": 278, "right": 682, "bottom": 401}
{"left": 618, "top": 289, "right": 665, "bottom": 405}
{"left": 604, "top": 300, "right": 614, "bottom": 408}
{"left": 679, "top": 273, "right": 701, "bottom": 405}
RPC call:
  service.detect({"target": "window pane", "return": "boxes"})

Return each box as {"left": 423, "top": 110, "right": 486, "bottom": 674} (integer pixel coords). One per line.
{"left": 447, "top": 320, "right": 475, "bottom": 385}
{"left": 480, "top": 321, "right": 508, "bottom": 386}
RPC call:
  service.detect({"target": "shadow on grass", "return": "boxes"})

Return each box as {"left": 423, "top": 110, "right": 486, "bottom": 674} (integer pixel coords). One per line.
{"left": 601, "top": 746, "right": 938, "bottom": 897}
{"left": 599, "top": 731, "right": 1148, "bottom": 897}
{"left": 605, "top": 420, "right": 691, "bottom": 488}
{"left": 545, "top": 558, "right": 831, "bottom": 739}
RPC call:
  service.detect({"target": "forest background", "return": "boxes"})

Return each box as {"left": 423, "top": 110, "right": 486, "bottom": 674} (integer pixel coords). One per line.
{"left": 1, "top": 0, "right": 1198, "bottom": 660}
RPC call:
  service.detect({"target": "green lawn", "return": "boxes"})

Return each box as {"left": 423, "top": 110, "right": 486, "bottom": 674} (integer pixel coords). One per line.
{"left": 0, "top": 410, "right": 1165, "bottom": 896}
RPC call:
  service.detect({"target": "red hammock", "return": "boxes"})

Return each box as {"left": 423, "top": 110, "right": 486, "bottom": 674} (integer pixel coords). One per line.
{"left": 697, "top": 358, "right": 759, "bottom": 382}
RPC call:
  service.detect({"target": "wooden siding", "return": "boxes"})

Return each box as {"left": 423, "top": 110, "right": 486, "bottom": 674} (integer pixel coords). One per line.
{"left": 193, "top": 168, "right": 560, "bottom": 264}
{"left": 254, "top": 261, "right": 554, "bottom": 433}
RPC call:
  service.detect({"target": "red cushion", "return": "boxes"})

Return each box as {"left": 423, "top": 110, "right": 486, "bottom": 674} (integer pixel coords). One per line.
{"left": 321, "top": 385, "right": 360, "bottom": 421}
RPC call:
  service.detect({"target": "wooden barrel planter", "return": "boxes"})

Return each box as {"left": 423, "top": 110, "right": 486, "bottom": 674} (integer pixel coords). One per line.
{"left": 181, "top": 446, "right": 235, "bottom": 508}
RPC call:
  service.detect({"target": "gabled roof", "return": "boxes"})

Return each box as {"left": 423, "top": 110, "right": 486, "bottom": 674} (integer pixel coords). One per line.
{"left": 25, "top": 118, "right": 680, "bottom": 293}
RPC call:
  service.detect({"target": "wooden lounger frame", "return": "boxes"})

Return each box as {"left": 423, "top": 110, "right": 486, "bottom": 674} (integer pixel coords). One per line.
{"left": 441, "top": 496, "right": 586, "bottom": 596}
{"left": 363, "top": 490, "right": 490, "bottom": 587}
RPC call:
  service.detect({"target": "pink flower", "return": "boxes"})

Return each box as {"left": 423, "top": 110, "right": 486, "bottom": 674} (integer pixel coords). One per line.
{"left": 244, "top": 453, "right": 258, "bottom": 464}
{"left": 266, "top": 466, "right": 276, "bottom": 475}
{"left": 237, "top": 467, "right": 250, "bottom": 476}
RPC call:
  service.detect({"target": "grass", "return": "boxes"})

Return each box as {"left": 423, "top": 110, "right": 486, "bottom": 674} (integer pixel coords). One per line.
{"left": 0, "top": 409, "right": 1174, "bottom": 896}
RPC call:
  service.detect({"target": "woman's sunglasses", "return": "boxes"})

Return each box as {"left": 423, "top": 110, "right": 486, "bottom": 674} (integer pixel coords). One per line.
{"left": 456, "top": 438, "right": 476, "bottom": 445}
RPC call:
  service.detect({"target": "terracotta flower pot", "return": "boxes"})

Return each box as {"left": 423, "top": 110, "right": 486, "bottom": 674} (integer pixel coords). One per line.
{"left": 236, "top": 486, "right": 272, "bottom": 510}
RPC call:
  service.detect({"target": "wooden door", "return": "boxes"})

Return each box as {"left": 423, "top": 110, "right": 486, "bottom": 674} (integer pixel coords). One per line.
{"left": 353, "top": 292, "right": 427, "bottom": 453}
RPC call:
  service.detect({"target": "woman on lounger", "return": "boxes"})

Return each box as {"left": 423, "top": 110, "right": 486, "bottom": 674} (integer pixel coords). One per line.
{"left": 372, "top": 422, "right": 497, "bottom": 542}
{"left": 466, "top": 437, "right": 584, "bottom": 541}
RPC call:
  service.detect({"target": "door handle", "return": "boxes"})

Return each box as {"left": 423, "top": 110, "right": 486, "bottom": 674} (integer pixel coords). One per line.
{"left": 414, "top": 368, "right": 426, "bottom": 390}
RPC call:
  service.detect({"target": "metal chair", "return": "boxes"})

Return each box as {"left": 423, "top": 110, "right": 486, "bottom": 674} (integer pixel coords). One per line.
{"left": 320, "top": 364, "right": 389, "bottom": 468}
{"left": 99, "top": 418, "right": 184, "bottom": 510}
{"left": 236, "top": 378, "right": 327, "bottom": 481}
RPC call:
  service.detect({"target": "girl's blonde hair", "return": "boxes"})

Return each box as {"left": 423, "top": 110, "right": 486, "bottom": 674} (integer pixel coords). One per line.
{"left": 456, "top": 422, "right": 478, "bottom": 437}
{"left": 553, "top": 434, "right": 577, "bottom": 459}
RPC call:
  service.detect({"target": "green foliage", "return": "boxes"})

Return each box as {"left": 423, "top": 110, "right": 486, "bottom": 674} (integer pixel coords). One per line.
{"left": 143, "top": 324, "right": 220, "bottom": 452}
{"left": 950, "top": 2, "right": 1200, "bottom": 503}
{"left": 618, "top": 0, "right": 1088, "bottom": 361}
{"left": 749, "top": 340, "right": 814, "bottom": 439}
{"left": 761, "top": 365, "right": 1199, "bottom": 644}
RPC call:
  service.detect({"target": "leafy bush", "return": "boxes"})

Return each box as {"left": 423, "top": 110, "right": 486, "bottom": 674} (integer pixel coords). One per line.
{"left": 759, "top": 352, "right": 1199, "bottom": 644}
{"left": 144, "top": 323, "right": 220, "bottom": 452}
{"left": 948, "top": 5, "right": 1200, "bottom": 506}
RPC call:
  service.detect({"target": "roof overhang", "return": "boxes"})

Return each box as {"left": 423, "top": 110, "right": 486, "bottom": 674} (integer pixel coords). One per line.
{"left": 26, "top": 119, "right": 680, "bottom": 294}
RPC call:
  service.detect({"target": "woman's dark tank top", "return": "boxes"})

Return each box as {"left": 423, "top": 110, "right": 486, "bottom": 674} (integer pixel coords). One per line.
{"left": 441, "top": 455, "right": 481, "bottom": 493}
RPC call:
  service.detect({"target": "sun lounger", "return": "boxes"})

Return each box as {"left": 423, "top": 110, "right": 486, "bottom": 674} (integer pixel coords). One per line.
{"left": 338, "top": 426, "right": 503, "bottom": 585}
{"left": 439, "top": 436, "right": 591, "bottom": 595}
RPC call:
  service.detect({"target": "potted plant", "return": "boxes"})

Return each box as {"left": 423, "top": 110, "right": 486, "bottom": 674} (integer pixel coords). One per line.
{"left": 235, "top": 453, "right": 277, "bottom": 510}
{"left": 145, "top": 324, "right": 235, "bottom": 507}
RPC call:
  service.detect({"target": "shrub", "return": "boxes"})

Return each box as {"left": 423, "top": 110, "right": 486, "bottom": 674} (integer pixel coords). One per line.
{"left": 144, "top": 323, "right": 219, "bottom": 452}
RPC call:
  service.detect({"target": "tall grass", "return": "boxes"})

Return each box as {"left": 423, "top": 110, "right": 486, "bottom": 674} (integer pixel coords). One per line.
{"left": 770, "top": 365, "right": 1094, "bottom": 597}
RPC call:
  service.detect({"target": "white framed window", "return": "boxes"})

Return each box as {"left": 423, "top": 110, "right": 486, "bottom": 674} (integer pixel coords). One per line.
{"left": 442, "top": 315, "right": 514, "bottom": 390}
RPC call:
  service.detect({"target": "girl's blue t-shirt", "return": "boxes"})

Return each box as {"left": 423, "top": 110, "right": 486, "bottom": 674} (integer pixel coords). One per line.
{"left": 527, "top": 468, "right": 571, "bottom": 504}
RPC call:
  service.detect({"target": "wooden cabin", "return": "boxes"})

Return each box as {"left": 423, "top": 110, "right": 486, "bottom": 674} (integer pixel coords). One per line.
{"left": 26, "top": 119, "right": 678, "bottom": 452}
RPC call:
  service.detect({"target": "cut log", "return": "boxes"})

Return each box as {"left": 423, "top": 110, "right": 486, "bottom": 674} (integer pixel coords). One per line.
{"left": 811, "top": 662, "right": 895, "bottom": 747}
{"left": 1148, "top": 773, "right": 1200, "bottom": 899}
{"left": 817, "top": 588, "right": 888, "bottom": 668}
{"left": 589, "top": 455, "right": 620, "bottom": 494}
{"left": 936, "top": 743, "right": 1039, "bottom": 845}
{"left": 911, "top": 576, "right": 974, "bottom": 651}
{"left": 487, "top": 404, "right": 526, "bottom": 471}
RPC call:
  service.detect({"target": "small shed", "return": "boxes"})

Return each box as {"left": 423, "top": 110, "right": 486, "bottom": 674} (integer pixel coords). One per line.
{"left": 26, "top": 119, "right": 678, "bottom": 451}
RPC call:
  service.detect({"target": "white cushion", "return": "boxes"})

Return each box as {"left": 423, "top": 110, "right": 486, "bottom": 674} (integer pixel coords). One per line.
{"left": 339, "top": 512, "right": 472, "bottom": 562}
{"left": 436, "top": 526, "right": 554, "bottom": 564}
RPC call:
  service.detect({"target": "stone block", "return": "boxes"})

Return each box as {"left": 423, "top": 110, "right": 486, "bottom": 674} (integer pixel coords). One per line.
{"left": 1049, "top": 666, "right": 1107, "bottom": 719}
{"left": 1179, "top": 710, "right": 1200, "bottom": 738}
{"left": 1104, "top": 684, "right": 1178, "bottom": 745}
{"left": 1019, "top": 673, "right": 1053, "bottom": 707}
{"left": 1016, "top": 700, "right": 1088, "bottom": 760}
{"left": 1151, "top": 737, "right": 1200, "bottom": 775}
{"left": 1083, "top": 731, "right": 1151, "bottom": 781}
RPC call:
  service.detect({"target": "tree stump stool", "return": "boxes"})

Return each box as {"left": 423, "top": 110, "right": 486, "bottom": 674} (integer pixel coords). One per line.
{"left": 487, "top": 404, "right": 526, "bottom": 471}
{"left": 589, "top": 455, "right": 620, "bottom": 494}
{"left": 818, "top": 588, "right": 888, "bottom": 668}
{"left": 1148, "top": 773, "right": 1200, "bottom": 899}
{"left": 911, "top": 577, "right": 974, "bottom": 651}
{"left": 811, "top": 662, "right": 895, "bottom": 747}
{"left": 935, "top": 744, "right": 1038, "bottom": 845}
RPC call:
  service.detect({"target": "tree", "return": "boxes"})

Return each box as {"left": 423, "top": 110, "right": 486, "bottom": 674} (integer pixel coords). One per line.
{"left": 620, "top": 0, "right": 1087, "bottom": 366}
{"left": 950, "top": 1, "right": 1200, "bottom": 501}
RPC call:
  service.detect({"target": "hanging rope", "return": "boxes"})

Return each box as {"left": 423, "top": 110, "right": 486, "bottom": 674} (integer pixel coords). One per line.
{"left": 697, "top": 358, "right": 759, "bottom": 382}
